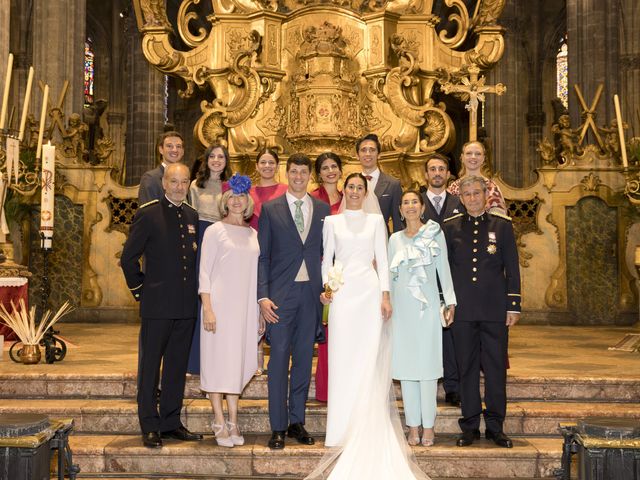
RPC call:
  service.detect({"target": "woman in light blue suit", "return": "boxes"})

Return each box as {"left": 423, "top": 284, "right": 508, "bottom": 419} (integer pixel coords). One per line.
{"left": 389, "top": 190, "right": 456, "bottom": 447}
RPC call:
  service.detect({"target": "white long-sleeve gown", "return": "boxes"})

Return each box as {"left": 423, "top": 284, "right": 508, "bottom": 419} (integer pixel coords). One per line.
{"left": 307, "top": 209, "right": 429, "bottom": 480}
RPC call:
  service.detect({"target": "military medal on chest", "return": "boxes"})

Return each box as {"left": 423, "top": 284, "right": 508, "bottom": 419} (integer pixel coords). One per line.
{"left": 487, "top": 232, "right": 497, "bottom": 254}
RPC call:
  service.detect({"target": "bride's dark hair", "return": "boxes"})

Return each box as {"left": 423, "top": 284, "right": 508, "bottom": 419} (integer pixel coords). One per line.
{"left": 344, "top": 172, "right": 368, "bottom": 192}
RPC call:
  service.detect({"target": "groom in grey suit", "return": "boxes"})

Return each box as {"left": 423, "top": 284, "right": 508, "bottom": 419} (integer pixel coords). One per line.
{"left": 257, "top": 153, "right": 330, "bottom": 449}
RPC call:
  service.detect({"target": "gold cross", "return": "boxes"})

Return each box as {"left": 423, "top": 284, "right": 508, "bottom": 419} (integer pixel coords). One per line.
{"left": 440, "top": 65, "right": 506, "bottom": 141}
{"left": 573, "top": 84, "right": 604, "bottom": 150}
{"left": 39, "top": 80, "right": 69, "bottom": 138}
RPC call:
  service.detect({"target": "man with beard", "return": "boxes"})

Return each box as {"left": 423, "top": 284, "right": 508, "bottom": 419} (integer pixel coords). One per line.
{"left": 420, "top": 153, "right": 463, "bottom": 408}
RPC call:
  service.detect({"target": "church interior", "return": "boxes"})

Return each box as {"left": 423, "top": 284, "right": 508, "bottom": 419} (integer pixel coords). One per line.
{"left": 0, "top": 0, "right": 639, "bottom": 478}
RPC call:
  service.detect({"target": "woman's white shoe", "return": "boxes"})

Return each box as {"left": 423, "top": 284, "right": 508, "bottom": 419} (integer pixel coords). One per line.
{"left": 226, "top": 421, "right": 245, "bottom": 446}
{"left": 212, "top": 422, "right": 234, "bottom": 448}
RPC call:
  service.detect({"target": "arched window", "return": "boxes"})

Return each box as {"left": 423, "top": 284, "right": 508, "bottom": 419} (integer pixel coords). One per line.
{"left": 84, "top": 39, "right": 95, "bottom": 106}
{"left": 556, "top": 38, "right": 568, "bottom": 109}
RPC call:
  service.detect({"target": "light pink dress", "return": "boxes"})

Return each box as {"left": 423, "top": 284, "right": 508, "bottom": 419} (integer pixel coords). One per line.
{"left": 199, "top": 222, "right": 260, "bottom": 393}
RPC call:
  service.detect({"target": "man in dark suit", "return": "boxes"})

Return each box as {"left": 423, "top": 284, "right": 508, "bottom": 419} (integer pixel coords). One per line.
{"left": 257, "top": 153, "right": 330, "bottom": 450}
{"left": 356, "top": 133, "right": 403, "bottom": 233}
{"left": 121, "top": 162, "right": 203, "bottom": 449}
{"left": 420, "top": 153, "right": 464, "bottom": 408}
{"left": 138, "top": 131, "right": 185, "bottom": 205}
{"left": 443, "top": 175, "right": 520, "bottom": 449}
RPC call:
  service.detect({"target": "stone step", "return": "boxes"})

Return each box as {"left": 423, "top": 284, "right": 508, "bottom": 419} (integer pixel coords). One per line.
{"left": 1, "top": 371, "right": 638, "bottom": 402}
{"left": 66, "top": 434, "right": 561, "bottom": 479}
{"left": 4, "top": 398, "right": 639, "bottom": 436}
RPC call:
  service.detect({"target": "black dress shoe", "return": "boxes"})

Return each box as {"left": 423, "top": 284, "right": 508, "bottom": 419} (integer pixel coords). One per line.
{"left": 287, "top": 423, "right": 315, "bottom": 445}
{"left": 268, "top": 431, "right": 286, "bottom": 449}
{"left": 486, "top": 430, "right": 513, "bottom": 448}
{"left": 161, "top": 425, "right": 203, "bottom": 441}
{"left": 142, "top": 431, "right": 162, "bottom": 448}
{"left": 456, "top": 429, "right": 481, "bottom": 447}
{"left": 444, "top": 392, "right": 461, "bottom": 407}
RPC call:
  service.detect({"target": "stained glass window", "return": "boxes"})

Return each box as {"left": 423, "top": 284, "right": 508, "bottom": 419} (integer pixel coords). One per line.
{"left": 84, "top": 39, "right": 95, "bottom": 106}
{"left": 556, "top": 40, "right": 568, "bottom": 109}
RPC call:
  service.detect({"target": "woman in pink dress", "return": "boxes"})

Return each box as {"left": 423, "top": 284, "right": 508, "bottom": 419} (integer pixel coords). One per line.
{"left": 447, "top": 141, "right": 508, "bottom": 214}
{"left": 249, "top": 148, "right": 288, "bottom": 373}
{"left": 199, "top": 174, "right": 264, "bottom": 448}
{"left": 310, "top": 152, "right": 343, "bottom": 402}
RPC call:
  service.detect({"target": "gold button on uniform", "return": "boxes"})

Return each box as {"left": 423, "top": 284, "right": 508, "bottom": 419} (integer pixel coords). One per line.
{"left": 472, "top": 277, "right": 477, "bottom": 282}
{"left": 512, "top": 301, "right": 517, "bottom": 305}
{"left": 473, "top": 267, "right": 477, "bottom": 272}
{"left": 474, "top": 221, "right": 479, "bottom": 226}
{"left": 473, "top": 248, "right": 478, "bottom": 252}
{"left": 472, "top": 258, "right": 477, "bottom": 263}
{"left": 473, "top": 230, "right": 478, "bottom": 234}
{"left": 473, "top": 239, "right": 478, "bottom": 244}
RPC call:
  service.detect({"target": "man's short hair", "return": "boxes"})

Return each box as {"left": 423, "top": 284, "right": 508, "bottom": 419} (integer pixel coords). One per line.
{"left": 459, "top": 175, "right": 487, "bottom": 193}
{"left": 286, "top": 153, "right": 311, "bottom": 171}
{"left": 425, "top": 153, "right": 451, "bottom": 171}
{"left": 156, "top": 131, "right": 184, "bottom": 162}
{"left": 355, "top": 133, "right": 381, "bottom": 154}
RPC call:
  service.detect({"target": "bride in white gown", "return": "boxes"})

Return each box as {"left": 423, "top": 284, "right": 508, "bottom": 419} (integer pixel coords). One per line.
{"left": 306, "top": 173, "right": 429, "bottom": 480}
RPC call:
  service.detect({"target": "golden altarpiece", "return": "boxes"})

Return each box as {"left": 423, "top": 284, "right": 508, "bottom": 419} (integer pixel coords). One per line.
{"left": 1, "top": 0, "right": 637, "bottom": 325}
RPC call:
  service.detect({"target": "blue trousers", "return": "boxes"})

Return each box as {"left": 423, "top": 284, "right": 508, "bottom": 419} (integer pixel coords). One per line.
{"left": 401, "top": 379, "right": 438, "bottom": 428}
{"left": 266, "top": 281, "right": 317, "bottom": 431}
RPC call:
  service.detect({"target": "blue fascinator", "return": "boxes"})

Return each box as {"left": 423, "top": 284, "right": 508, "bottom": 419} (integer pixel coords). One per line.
{"left": 228, "top": 173, "right": 252, "bottom": 195}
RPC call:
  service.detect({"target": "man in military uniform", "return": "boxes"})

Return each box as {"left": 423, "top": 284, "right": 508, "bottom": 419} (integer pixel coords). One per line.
{"left": 443, "top": 175, "right": 521, "bottom": 448}
{"left": 121, "top": 162, "right": 203, "bottom": 448}
{"left": 420, "top": 153, "right": 463, "bottom": 407}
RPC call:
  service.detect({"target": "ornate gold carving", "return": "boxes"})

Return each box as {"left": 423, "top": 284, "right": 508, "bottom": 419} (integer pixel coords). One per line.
{"left": 177, "top": 0, "right": 210, "bottom": 48}
{"left": 133, "top": 0, "right": 506, "bottom": 169}
{"left": 438, "top": 0, "right": 471, "bottom": 49}
{"left": 581, "top": 172, "right": 602, "bottom": 192}
{"left": 471, "top": 0, "right": 506, "bottom": 27}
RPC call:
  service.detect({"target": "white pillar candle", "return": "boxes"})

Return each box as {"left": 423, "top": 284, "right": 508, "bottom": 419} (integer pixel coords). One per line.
{"left": 35, "top": 84, "right": 48, "bottom": 161}
{"left": 613, "top": 94, "right": 629, "bottom": 169}
{"left": 0, "top": 53, "right": 13, "bottom": 130}
{"left": 18, "top": 66, "right": 34, "bottom": 142}
{"left": 40, "top": 141, "right": 55, "bottom": 249}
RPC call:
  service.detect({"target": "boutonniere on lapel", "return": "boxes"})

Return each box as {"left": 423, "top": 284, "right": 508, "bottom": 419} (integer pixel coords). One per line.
{"left": 187, "top": 224, "right": 196, "bottom": 235}
{"left": 487, "top": 231, "right": 497, "bottom": 254}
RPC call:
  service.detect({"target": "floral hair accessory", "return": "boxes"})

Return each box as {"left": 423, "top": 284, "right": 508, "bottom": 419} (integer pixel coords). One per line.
{"left": 228, "top": 173, "right": 252, "bottom": 195}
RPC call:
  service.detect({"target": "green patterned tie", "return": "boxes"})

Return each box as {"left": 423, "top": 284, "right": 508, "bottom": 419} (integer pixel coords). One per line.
{"left": 294, "top": 200, "right": 304, "bottom": 233}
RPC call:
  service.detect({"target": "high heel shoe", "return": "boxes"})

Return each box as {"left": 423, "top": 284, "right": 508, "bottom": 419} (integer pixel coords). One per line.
{"left": 407, "top": 427, "right": 420, "bottom": 446}
{"left": 226, "top": 421, "right": 245, "bottom": 446}
{"left": 421, "top": 427, "right": 435, "bottom": 447}
{"left": 212, "top": 422, "right": 234, "bottom": 448}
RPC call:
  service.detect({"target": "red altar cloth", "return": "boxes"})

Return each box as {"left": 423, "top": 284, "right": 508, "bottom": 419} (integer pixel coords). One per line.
{"left": 0, "top": 278, "right": 29, "bottom": 342}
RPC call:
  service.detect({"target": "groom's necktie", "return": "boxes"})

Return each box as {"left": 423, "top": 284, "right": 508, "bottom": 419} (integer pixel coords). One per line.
{"left": 294, "top": 200, "right": 304, "bottom": 233}
{"left": 433, "top": 195, "right": 442, "bottom": 214}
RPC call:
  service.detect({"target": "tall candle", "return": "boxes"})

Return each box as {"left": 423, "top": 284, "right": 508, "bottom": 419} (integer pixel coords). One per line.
{"left": 40, "top": 141, "right": 55, "bottom": 249}
{"left": 35, "top": 84, "right": 49, "bottom": 161}
{"left": 613, "top": 94, "right": 629, "bottom": 169}
{"left": 18, "top": 66, "right": 34, "bottom": 141}
{"left": 0, "top": 53, "right": 13, "bottom": 130}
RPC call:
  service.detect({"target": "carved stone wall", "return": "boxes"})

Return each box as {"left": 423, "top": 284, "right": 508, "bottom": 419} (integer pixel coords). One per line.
{"left": 28, "top": 195, "right": 84, "bottom": 310}
{"left": 566, "top": 197, "right": 620, "bottom": 324}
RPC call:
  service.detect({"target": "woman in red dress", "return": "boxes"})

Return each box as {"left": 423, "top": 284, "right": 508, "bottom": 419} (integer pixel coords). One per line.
{"left": 249, "top": 148, "right": 288, "bottom": 374}
{"left": 310, "top": 152, "right": 343, "bottom": 402}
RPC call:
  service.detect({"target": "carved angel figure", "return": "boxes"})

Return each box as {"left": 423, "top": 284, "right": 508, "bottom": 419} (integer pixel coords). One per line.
{"left": 472, "top": 0, "right": 506, "bottom": 27}
{"left": 552, "top": 114, "right": 582, "bottom": 162}
{"left": 61, "top": 113, "right": 89, "bottom": 161}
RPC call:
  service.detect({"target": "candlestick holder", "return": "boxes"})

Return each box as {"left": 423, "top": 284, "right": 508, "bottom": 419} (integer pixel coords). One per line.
{"left": 38, "top": 232, "right": 66, "bottom": 364}
{"left": 621, "top": 166, "right": 640, "bottom": 205}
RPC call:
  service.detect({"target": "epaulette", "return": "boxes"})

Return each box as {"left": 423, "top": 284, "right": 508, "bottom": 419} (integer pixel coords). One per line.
{"left": 443, "top": 213, "right": 464, "bottom": 223}
{"left": 490, "top": 211, "right": 512, "bottom": 221}
{"left": 182, "top": 201, "right": 197, "bottom": 211}
{"left": 138, "top": 199, "right": 159, "bottom": 209}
